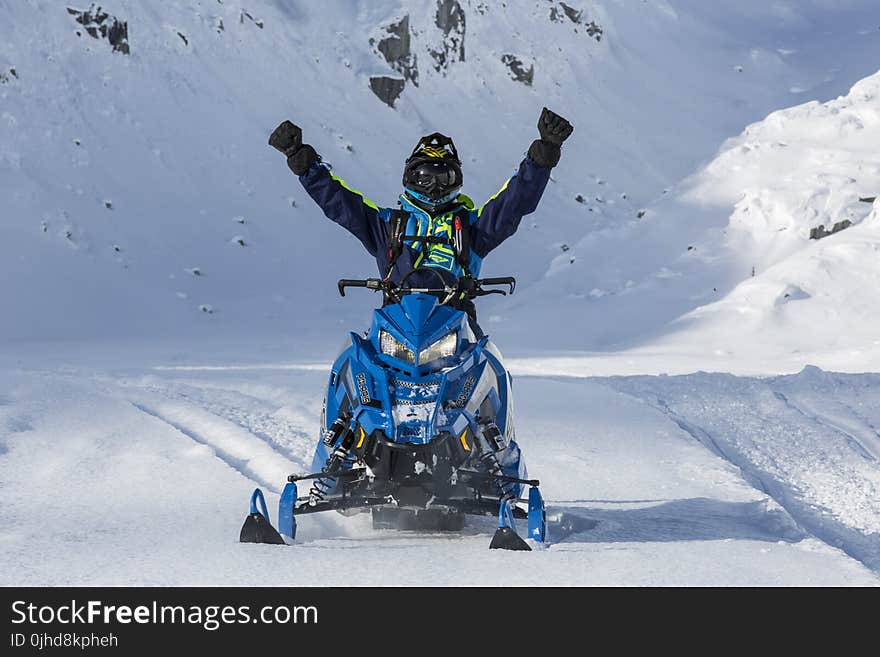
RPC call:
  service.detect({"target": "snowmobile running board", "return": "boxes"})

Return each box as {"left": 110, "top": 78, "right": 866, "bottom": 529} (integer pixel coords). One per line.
{"left": 290, "top": 495, "right": 529, "bottom": 519}
{"left": 287, "top": 467, "right": 539, "bottom": 488}
{"left": 239, "top": 482, "right": 546, "bottom": 551}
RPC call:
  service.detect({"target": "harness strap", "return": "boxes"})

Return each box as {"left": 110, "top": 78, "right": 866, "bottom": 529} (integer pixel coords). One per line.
{"left": 385, "top": 209, "right": 472, "bottom": 280}
{"left": 453, "top": 214, "right": 472, "bottom": 278}
{"left": 384, "top": 209, "right": 409, "bottom": 280}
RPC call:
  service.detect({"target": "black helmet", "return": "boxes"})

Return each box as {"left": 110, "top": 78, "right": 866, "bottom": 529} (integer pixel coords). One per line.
{"left": 402, "top": 133, "right": 463, "bottom": 211}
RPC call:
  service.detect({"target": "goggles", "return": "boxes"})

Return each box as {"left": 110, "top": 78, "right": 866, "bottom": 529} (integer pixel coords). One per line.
{"left": 403, "top": 160, "right": 462, "bottom": 197}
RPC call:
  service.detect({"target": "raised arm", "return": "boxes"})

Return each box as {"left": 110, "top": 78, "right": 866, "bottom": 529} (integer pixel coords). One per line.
{"left": 470, "top": 108, "right": 573, "bottom": 257}
{"left": 269, "top": 120, "right": 388, "bottom": 257}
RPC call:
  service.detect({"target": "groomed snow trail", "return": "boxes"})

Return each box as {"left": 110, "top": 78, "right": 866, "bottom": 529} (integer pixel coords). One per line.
{"left": 1, "top": 358, "right": 877, "bottom": 586}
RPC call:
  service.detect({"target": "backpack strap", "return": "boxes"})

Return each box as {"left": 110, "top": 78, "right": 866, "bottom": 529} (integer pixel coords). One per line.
{"left": 384, "top": 209, "right": 409, "bottom": 280}
{"left": 452, "top": 212, "right": 472, "bottom": 277}
{"left": 386, "top": 209, "right": 472, "bottom": 280}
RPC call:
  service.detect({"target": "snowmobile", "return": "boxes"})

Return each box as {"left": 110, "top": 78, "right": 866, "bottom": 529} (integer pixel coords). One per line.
{"left": 239, "top": 269, "right": 546, "bottom": 550}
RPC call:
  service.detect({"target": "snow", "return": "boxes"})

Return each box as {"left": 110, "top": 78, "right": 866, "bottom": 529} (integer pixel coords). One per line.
{"left": 2, "top": 1, "right": 880, "bottom": 585}
{"left": 1, "top": 350, "right": 877, "bottom": 585}
{"left": 3, "top": 0, "right": 880, "bottom": 349}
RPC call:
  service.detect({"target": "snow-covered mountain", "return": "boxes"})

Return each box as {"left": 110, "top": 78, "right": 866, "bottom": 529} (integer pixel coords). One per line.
{"left": 512, "top": 68, "right": 880, "bottom": 374}
{"left": 3, "top": 0, "right": 879, "bottom": 366}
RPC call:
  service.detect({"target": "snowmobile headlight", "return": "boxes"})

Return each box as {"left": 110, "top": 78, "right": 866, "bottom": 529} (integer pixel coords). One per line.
{"left": 380, "top": 329, "right": 415, "bottom": 364}
{"left": 418, "top": 332, "right": 457, "bottom": 364}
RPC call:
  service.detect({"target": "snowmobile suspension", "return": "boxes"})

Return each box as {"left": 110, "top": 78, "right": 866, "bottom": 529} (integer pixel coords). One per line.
{"left": 480, "top": 451, "right": 518, "bottom": 502}
{"left": 308, "top": 422, "right": 357, "bottom": 505}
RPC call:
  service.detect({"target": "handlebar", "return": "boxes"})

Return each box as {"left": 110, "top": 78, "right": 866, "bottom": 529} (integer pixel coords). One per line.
{"left": 336, "top": 275, "right": 516, "bottom": 302}
{"left": 337, "top": 278, "right": 384, "bottom": 297}
{"left": 472, "top": 277, "right": 516, "bottom": 294}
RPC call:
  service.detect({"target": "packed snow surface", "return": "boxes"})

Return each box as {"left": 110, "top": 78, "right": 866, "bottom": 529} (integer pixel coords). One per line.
{"left": 0, "top": 341, "right": 878, "bottom": 586}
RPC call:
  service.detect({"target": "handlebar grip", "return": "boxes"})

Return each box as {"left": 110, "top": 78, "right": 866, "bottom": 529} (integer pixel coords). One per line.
{"left": 477, "top": 277, "right": 516, "bottom": 294}
{"left": 337, "top": 279, "right": 367, "bottom": 297}
{"left": 338, "top": 278, "right": 387, "bottom": 297}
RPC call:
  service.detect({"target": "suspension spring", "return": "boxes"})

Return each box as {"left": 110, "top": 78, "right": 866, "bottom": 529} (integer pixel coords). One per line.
{"left": 308, "top": 435, "right": 356, "bottom": 505}
{"left": 480, "top": 451, "right": 517, "bottom": 501}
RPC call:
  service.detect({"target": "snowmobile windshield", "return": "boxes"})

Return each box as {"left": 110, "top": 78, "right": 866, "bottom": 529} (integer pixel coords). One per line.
{"left": 403, "top": 160, "right": 462, "bottom": 200}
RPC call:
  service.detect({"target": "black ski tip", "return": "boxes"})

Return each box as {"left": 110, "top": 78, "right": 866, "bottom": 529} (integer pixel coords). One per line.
{"left": 489, "top": 526, "right": 532, "bottom": 551}
{"left": 239, "top": 513, "right": 286, "bottom": 545}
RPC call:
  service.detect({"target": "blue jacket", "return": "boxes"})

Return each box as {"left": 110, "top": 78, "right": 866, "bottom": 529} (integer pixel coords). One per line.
{"left": 298, "top": 155, "right": 552, "bottom": 287}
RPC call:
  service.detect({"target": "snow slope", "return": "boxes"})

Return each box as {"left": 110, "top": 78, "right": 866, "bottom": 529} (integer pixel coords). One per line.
{"left": 511, "top": 68, "right": 880, "bottom": 370}
{"left": 3, "top": 2, "right": 880, "bottom": 586}
{"left": 3, "top": 0, "right": 880, "bottom": 360}
{"left": 1, "top": 351, "right": 877, "bottom": 585}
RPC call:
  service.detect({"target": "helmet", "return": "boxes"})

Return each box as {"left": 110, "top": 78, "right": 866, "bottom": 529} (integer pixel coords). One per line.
{"left": 402, "top": 133, "right": 463, "bottom": 211}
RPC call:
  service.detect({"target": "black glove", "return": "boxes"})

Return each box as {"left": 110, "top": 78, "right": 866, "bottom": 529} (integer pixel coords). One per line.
{"left": 528, "top": 107, "right": 573, "bottom": 167}
{"left": 269, "top": 120, "right": 319, "bottom": 176}
{"left": 537, "top": 107, "right": 573, "bottom": 146}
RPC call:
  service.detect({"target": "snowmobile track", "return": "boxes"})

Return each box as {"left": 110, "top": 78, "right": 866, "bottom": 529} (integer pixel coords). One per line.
{"left": 130, "top": 401, "right": 288, "bottom": 493}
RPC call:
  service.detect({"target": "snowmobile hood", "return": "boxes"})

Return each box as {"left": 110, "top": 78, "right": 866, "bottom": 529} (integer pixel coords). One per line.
{"left": 381, "top": 293, "right": 460, "bottom": 344}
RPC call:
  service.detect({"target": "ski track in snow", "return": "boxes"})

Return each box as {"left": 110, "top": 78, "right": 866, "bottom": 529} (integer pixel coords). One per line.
{"left": 122, "top": 376, "right": 319, "bottom": 474}
{"left": 603, "top": 369, "right": 880, "bottom": 572}
{"left": 2, "top": 364, "right": 879, "bottom": 585}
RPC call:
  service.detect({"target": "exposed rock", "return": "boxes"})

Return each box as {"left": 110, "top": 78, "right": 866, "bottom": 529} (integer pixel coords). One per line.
{"left": 560, "top": 2, "right": 582, "bottom": 23}
{"left": 809, "top": 219, "right": 852, "bottom": 240}
{"left": 501, "top": 54, "right": 534, "bottom": 86}
{"left": 548, "top": 2, "right": 602, "bottom": 42}
{"left": 430, "top": 0, "right": 466, "bottom": 73}
{"left": 584, "top": 21, "right": 603, "bottom": 40}
{"left": 67, "top": 5, "right": 130, "bottom": 54}
{"left": 859, "top": 196, "right": 876, "bottom": 203}
{"left": 0, "top": 68, "right": 17, "bottom": 84}
{"left": 369, "top": 76, "right": 406, "bottom": 108}
{"left": 177, "top": 32, "right": 188, "bottom": 46}
{"left": 371, "top": 15, "right": 418, "bottom": 87}
{"left": 240, "top": 11, "right": 263, "bottom": 29}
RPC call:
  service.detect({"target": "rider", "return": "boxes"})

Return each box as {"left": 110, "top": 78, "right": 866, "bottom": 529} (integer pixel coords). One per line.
{"left": 269, "top": 108, "right": 573, "bottom": 335}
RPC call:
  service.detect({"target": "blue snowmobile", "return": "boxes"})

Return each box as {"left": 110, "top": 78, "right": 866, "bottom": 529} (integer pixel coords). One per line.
{"left": 240, "top": 269, "right": 546, "bottom": 550}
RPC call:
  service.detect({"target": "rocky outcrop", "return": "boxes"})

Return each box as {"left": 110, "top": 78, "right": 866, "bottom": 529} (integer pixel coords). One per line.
{"left": 430, "top": 0, "right": 466, "bottom": 73}
{"left": 371, "top": 15, "right": 418, "bottom": 86}
{"left": 549, "top": 1, "right": 603, "bottom": 42}
{"left": 501, "top": 54, "right": 534, "bottom": 86}
{"left": 809, "top": 220, "right": 852, "bottom": 240}
{"left": 369, "top": 76, "right": 406, "bottom": 108}
{"left": 367, "top": 1, "right": 469, "bottom": 107}
{"left": 67, "top": 5, "right": 130, "bottom": 54}
{"left": 369, "top": 15, "right": 418, "bottom": 107}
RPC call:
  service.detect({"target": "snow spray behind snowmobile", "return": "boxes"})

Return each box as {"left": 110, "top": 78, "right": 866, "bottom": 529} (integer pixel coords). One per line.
{"left": 240, "top": 269, "right": 546, "bottom": 550}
